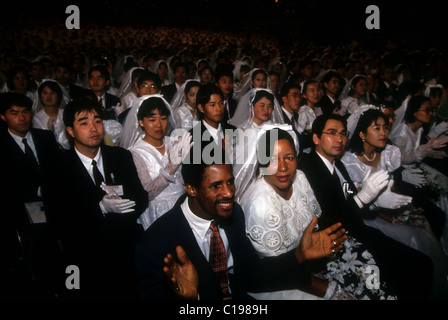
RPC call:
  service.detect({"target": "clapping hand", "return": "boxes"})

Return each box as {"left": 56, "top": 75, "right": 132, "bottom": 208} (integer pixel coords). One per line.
{"left": 356, "top": 169, "right": 389, "bottom": 205}
{"left": 296, "top": 216, "right": 347, "bottom": 262}
{"left": 163, "top": 245, "right": 199, "bottom": 299}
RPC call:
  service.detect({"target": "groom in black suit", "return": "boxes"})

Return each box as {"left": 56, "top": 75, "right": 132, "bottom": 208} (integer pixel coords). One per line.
{"left": 0, "top": 92, "right": 64, "bottom": 298}
{"left": 298, "top": 113, "right": 434, "bottom": 300}
{"left": 54, "top": 95, "right": 148, "bottom": 299}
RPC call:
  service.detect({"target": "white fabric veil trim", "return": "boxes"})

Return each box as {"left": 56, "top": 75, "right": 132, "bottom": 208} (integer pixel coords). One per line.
{"left": 389, "top": 97, "right": 410, "bottom": 141}
{"left": 150, "top": 60, "right": 173, "bottom": 85}
{"left": 117, "top": 67, "right": 144, "bottom": 99}
{"left": 31, "top": 79, "right": 64, "bottom": 114}
{"left": 233, "top": 68, "right": 271, "bottom": 102}
{"left": 340, "top": 74, "right": 365, "bottom": 100}
{"left": 119, "top": 94, "right": 177, "bottom": 149}
{"left": 234, "top": 123, "right": 299, "bottom": 203}
{"left": 346, "top": 104, "right": 379, "bottom": 141}
{"left": 229, "top": 88, "right": 283, "bottom": 129}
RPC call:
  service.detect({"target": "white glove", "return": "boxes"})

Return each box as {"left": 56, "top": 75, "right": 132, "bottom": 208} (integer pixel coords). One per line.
{"left": 375, "top": 180, "right": 413, "bottom": 209}
{"left": 427, "top": 136, "right": 448, "bottom": 149}
{"left": 356, "top": 169, "right": 389, "bottom": 205}
{"left": 165, "top": 131, "right": 194, "bottom": 175}
{"left": 114, "top": 102, "right": 126, "bottom": 116}
{"left": 401, "top": 167, "right": 426, "bottom": 187}
{"left": 99, "top": 197, "right": 136, "bottom": 214}
{"left": 99, "top": 182, "right": 136, "bottom": 214}
{"left": 428, "top": 121, "right": 448, "bottom": 138}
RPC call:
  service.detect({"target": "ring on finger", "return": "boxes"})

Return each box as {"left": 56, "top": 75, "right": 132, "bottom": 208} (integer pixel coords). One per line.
{"left": 332, "top": 240, "right": 337, "bottom": 247}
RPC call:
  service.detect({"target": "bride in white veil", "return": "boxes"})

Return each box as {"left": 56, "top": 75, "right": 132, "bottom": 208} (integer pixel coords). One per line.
{"left": 120, "top": 94, "right": 177, "bottom": 149}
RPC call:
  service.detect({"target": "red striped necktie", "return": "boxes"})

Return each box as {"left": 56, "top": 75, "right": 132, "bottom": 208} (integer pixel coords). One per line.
{"left": 209, "top": 220, "right": 231, "bottom": 300}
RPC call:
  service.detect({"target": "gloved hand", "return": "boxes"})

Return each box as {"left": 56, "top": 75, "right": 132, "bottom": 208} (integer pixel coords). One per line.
{"left": 401, "top": 167, "right": 426, "bottom": 187}
{"left": 428, "top": 121, "right": 448, "bottom": 138}
{"left": 99, "top": 182, "right": 136, "bottom": 214}
{"left": 375, "top": 180, "right": 413, "bottom": 209}
{"left": 417, "top": 140, "right": 448, "bottom": 159}
{"left": 99, "top": 196, "right": 136, "bottom": 214}
{"left": 114, "top": 102, "right": 126, "bottom": 116}
{"left": 356, "top": 169, "right": 389, "bottom": 205}
{"left": 165, "top": 131, "right": 193, "bottom": 175}
{"left": 427, "top": 136, "right": 448, "bottom": 149}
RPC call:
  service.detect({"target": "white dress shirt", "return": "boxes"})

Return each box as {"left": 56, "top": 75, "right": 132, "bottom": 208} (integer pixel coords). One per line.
{"left": 74, "top": 147, "right": 105, "bottom": 185}
{"left": 180, "top": 197, "right": 234, "bottom": 268}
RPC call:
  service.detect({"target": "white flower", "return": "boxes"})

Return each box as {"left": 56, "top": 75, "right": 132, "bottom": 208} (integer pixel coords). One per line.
{"left": 341, "top": 250, "right": 363, "bottom": 272}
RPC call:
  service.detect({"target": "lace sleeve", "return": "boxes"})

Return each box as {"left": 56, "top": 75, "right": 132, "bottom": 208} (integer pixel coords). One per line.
{"left": 131, "top": 149, "right": 172, "bottom": 202}
{"left": 393, "top": 135, "right": 422, "bottom": 164}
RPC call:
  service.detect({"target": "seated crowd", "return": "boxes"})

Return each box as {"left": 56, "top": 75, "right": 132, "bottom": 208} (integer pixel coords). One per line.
{"left": 1, "top": 23, "right": 448, "bottom": 300}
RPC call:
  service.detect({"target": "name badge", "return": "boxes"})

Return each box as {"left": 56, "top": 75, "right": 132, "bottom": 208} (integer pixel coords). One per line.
{"left": 110, "top": 185, "right": 124, "bottom": 196}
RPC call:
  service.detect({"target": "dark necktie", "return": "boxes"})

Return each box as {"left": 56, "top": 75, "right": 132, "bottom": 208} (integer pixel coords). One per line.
{"left": 332, "top": 168, "right": 341, "bottom": 185}
{"left": 291, "top": 112, "right": 298, "bottom": 128}
{"left": 334, "top": 99, "right": 341, "bottom": 111}
{"left": 209, "top": 220, "right": 231, "bottom": 300}
{"left": 91, "top": 159, "right": 104, "bottom": 187}
{"left": 22, "top": 138, "right": 39, "bottom": 171}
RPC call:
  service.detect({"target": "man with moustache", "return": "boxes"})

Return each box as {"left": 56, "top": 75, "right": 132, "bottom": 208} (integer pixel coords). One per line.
{"left": 54, "top": 95, "right": 147, "bottom": 299}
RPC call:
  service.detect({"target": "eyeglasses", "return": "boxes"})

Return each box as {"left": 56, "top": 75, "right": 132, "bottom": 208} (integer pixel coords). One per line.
{"left": 322, "top": 130, "right": 350, "bottom": 138}
{"left": 417, "top": 108, "right": 433, "bottom": 114}
{"left": 141, "top": 83, "right": 157, "bottom": 89}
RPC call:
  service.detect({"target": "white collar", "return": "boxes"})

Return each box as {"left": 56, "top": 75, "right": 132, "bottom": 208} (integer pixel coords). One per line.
{"left": 75, "top": 146, "right": 102, "bottom": 169}
{"left": 315, "top": 150, "right": 336, "bottom": 174}
{"left": 9, "top": 129, "right": 32, "bottom": 146}
{"left": 282, "top": 106, "right": 293, "bottom": 120}
{"left": 181, "top": 197, "right": 213, "bottom": 240}
{"left": 203, "top": 120, "right": 223, "bottom": 139}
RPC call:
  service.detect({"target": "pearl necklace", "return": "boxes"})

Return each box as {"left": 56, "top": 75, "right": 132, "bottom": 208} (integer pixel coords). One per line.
{"left": 153, "top": 139, "right": 165, "bottom": 149}
{"left": 363, "top": 151, "right": 377, "bottom": 162}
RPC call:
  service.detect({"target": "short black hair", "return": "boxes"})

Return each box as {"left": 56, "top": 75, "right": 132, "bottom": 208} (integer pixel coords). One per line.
{"left": 280, "top": 81, "right": 301, "bottom": 98}
{"left": 257, "top": 128, "right": 296, "bottom": 173}
{"left": 137, "top": 96, "right": 171, "bottom": 121}
{"left": 88, "top": 64, "right": 111, "bottom": 82}
{"left": 137, "top": 70, "right": 161, "bottom": 90}
{"left": 311, "top": 113, "right": 347, "bottom": 139}
{"left": 63, "top": 95, "right": 104, "bottom": 128}
{"left": 404, "top": 95, "right": 431, "bottom": 124}
{"left": 181, "top": 149, "right": 232, "bottom": 189}
{"left": 196, "top": 83, "right": 224, "bottom": 109}
{"left": 38, "top": 80, "right": 63, "bottom": 107}
{"left": 347, "top": 109, "right": 389, "bottom": 155}
{"left": 0, "top": 92, "right": 33, "bottom": 115}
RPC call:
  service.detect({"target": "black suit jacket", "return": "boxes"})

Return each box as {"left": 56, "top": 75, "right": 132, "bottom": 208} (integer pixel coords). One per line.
{"left": 0, "top": 128, "right": 64, "bottom": 293}
{"left": 281, "top": 109, "right": 301, "bottom": 154}
{"left": 0, "top": 128, "right": 63, "bottom": 229}
{"left": 318, "top": 94, "right": 341, "bottom": 115}
{"left": 188, "top": 120, "right": 238, "bottom": 161}
{"left": 55, "top": 145, "right": 147, "bottom": 251}
{"left": 135, "top": 194, "right": 311, "bottom": 300}
{"left": 103, "top": 92, "right": 121, "bottom": 120}
{"left": 161, "top": 83, "right": 178, "bottom": 104}
{"left": 224, "top": 96, "right": 238, "bottom": 122}
{"left": 298, "top": 150, "right": 371, "bottom": 231}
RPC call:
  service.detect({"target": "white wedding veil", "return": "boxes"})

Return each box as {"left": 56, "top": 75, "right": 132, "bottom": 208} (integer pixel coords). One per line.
{"left": 229, "top": 88, "right": 283, "bottom": 129}
{"left": 233, "top": 123, "right": 299, "bottom": 202}
{"left": 119, "top": 94, "right": 177, "bottom": 149}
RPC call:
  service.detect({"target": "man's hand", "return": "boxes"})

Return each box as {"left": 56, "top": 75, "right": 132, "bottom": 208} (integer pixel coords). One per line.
{"left": 295, "top": 216, "right": 347, "bottom": 263}
{"left": 163, "top": 245, "right": 199, "bottom": 299}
